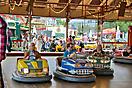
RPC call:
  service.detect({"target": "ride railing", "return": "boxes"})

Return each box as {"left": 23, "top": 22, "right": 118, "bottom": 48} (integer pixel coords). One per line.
{"left": 12, "top": 40, "right": 23, "bottom": 51}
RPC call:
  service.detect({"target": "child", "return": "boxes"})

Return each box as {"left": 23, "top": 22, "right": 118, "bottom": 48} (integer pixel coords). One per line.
{"left": 64, "top": 43, "right": 76, "bottom": 58}
{"left": 24, "top": 43, "right": 41, "bottom": 60}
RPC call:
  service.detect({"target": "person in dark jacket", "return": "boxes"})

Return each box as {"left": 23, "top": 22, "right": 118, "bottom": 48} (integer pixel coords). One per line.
{"left": 7, "top": 28, "right": 13, "bottom": 52}
{"left": 0, "top": 16, "right": 7, "bottom": 88}
{"left": 49, "top": 40, "right": 56, "bottom": 52}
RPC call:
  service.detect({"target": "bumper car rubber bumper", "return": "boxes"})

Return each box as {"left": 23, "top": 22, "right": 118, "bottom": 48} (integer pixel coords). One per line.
{"left": 113, "top": 57, "right": 132, "bottom": 64}
{"left": 93, "top": 68, "right": 114, "bottom": 76}
{"left": 12, "top": 71, "right": 52, "bottom": 83}
{"left": 53, "top": 70, "right": 96, "bottom": 82}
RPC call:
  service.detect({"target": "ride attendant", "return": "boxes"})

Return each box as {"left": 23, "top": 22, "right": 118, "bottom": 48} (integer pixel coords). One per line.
{"left": 24, "top": 43, "right": 41, "bottom": 60}
{"left": 63, "top": 43, "right": 76, "bottom": 58}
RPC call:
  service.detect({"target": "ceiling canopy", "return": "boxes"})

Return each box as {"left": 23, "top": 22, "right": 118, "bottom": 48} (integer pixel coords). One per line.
{"left": 0, "top": 0, "right": 132, "bottom": 21}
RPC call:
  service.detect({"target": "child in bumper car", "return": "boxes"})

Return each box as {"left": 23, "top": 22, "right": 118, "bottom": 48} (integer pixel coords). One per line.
{"left": 24, "top": 43, "right": 41, "bottom": 60}
{"left": 63, "top": 43, "right": 76, "bottom": 59}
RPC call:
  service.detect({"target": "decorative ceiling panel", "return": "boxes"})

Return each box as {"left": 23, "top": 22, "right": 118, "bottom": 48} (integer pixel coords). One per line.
{"left": 0, "top": 0, "right": 131, "bottom": 21}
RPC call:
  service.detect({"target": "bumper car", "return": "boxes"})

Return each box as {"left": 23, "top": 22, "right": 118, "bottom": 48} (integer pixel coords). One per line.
{"left": 113, "top": 52, "right": 132, "bottom": 64}
{"left": 84, "top": 42, "right": 97, "bottom": 50}
{"left": 53, "top": 56, "right": 96, "bottom": 82}
{"left": 12, "top": 58, "right": 52, "bottom": 83}
{"left": 88, "top": 56, "right": 114, "bottom": 76}
{"left": 113, "top": 56, "right": 132, "bottom": 64}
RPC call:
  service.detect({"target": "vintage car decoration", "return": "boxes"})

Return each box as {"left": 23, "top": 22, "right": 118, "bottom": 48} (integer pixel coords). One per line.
{"left": 88, "top": 55, "right": 114, "bottom": 76}
{"left": 12, "top": 58, "right": 52, "bottom": 82}
{"left": 53, "top": 56, "right": 96, "bottom": 82}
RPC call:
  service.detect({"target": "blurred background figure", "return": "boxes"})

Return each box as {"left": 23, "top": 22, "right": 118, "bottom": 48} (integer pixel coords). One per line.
{"left": 35, "top": 35, "right": 43, "bottom": 52}
{"left": 67, "top": 35, "right": 72, "bottom": 43}
{"left": 123, "top": 46, "right": 132, "bottom": 56}
{"left": 7, "top": 28, "right": 12, "bottom": 52}
{"left": 82, "top": 33, "right": 88, "bottom": 44}
{"left": 22, "top": 32, "right": 28, "bottom": 51}
{"left": 49, "top": 40, "right": 56, "bottom": 52}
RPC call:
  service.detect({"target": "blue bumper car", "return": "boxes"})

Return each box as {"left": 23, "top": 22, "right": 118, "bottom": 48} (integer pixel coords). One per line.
{"left": 53, "top": 57, "right": 96, "bottom": 82}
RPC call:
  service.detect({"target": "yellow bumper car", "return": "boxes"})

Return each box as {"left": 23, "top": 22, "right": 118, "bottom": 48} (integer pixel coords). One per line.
{"left": 12, "top": 58, "right": 52, "bottom": 83}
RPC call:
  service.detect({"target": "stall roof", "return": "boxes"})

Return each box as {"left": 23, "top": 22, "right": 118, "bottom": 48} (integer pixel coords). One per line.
{"left": 0, "top": 0, "right": 132, "bottom": 21}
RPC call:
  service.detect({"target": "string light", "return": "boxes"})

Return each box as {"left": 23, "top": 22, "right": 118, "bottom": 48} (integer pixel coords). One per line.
{"left": 15, "top": 0, "right": 23, "bottom": 6}
{"left": 86, "top": 10, "right": 113, "bottom": 18}
{"left": 9, "top": 3, "right": 16, "bottom": 10}
{"left": 9, "top": 0, "right": 23, "bottom": 11}
{"left": 99, "top": 0, "right": 103, "bottom": 2}
{"left": 49, "top": 0, "right": 72, "bottom": 14}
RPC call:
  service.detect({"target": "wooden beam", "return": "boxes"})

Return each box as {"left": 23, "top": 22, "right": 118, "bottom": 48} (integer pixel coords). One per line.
{"left": 107, "top": 0, "right": 115, "bottom": 5}
{"left": 100, "top": 0, "right": 114, "bottom": 6}
{"left": 126, "top": 0, "right": 132, "bottom": 6}
{"left": 47, "top": 0, "right": 59, "bottom": 3}
{"left": 26, "top": 0, "right": 34, "bottom": 12}
{"left": 84, "top": 0, "right": 93, "bottom": 5}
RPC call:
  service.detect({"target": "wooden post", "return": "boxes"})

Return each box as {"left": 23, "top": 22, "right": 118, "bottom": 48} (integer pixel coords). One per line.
{"left": 128, "top": 26, "right": 132, "bottom": 46}
{"left": 29, "top": 9, "right": 32, "bottom": 42}
{"left": 27, "top": 0, "right": 34, "bottom": 42}
{"left": 66, "top": 17, "right": 69, "bottom": 39}
{"left": 66, "top": 6, "right": 70, "bottom": 39}
{"left": 97, "top": 16, "right": 100, "bottom": 44}
{"left": 100, "top": 6, "right": 104, "bottom": 43}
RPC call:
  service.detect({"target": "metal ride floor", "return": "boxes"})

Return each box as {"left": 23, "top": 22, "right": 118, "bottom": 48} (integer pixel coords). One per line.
{"left": 2, "top": 56, "right": 132, "bottom": 88}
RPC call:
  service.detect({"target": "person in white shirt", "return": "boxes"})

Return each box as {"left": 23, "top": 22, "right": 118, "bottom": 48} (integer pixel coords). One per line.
{"left": 35, "top": 35, "right": 43, "bottom": 52}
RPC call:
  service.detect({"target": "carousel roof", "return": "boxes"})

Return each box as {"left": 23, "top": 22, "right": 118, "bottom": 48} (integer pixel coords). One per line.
{"left": 0, "top": 0, "right": 132, "bottom": 21}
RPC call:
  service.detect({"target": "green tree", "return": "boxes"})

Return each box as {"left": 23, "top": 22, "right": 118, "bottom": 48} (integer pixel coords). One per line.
{"left": 72, "top": 22, "right": 97, "bottom": 35}
{"left": 56, "top": 19, "right": 65, "bottom": 26}
{"left": 103, "top": 21, "right": 132, "bottom": 32}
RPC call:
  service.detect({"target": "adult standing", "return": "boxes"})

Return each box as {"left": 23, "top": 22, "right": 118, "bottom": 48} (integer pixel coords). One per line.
{"left": 82, "top": 33, "right": 88, "bottom": 44}
{"left": 22, "top": 32, "right": 28, "bottom": 51}
{"left": 0, "top": 16, "right": 7, "bottom": 88}
{"left": 49, "top": 40, "right": 56, "bottom": 52}
{"left": 35, "top": 35, "right": 43, "bottom": 52}
{"left": 67, "top": 35, "right": 72, "bottom": 43}
{"left": 7, "top": 28, "right": 12, "bottom": 52}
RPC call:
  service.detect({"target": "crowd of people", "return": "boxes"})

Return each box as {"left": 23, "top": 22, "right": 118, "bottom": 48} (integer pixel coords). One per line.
{"left": 8, "top": 31, "right": 132, "bottom": 57}
{"left": 21, "top": 32, "right": 90, "bottom": 53}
